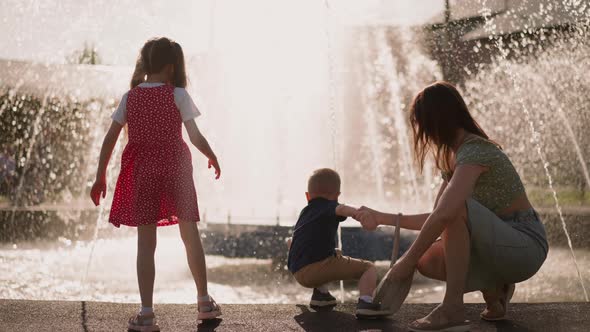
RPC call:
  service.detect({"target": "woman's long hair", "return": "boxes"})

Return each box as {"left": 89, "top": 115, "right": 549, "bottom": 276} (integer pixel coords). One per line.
{"left": 409, "top": 81, "right": 491, "bottom": 173}
{"left": 130, "top": 37, "right": 187, "bottom": 89}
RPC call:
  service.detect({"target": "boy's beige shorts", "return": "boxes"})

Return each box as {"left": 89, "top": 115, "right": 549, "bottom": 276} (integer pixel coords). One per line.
{"left": 293, "top": 250, "right": 374, "bottom": 288}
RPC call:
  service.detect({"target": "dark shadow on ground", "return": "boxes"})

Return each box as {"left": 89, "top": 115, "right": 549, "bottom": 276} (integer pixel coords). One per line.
{"left": 293, "top": 304, "right": 403, "bottom": 332}
{"left": 80, "top": 301, "right": 89, "bottom": 332}
{"left": 490, "top": 319, "right": 534, "bottom": 332}
{"left": 197, "top": 318, "right": 222, "bottom": 332}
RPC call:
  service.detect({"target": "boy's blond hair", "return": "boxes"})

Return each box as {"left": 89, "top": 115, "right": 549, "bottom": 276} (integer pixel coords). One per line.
{"left": 308, "top": 168, "right": 341, "bottom": 195}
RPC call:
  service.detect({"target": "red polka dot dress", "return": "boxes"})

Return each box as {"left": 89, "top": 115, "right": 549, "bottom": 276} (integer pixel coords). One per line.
{"left": 109, "top": 84, "right": 199, "bottom": 227}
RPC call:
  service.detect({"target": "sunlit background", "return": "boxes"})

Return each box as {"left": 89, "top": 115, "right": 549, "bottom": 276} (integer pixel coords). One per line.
{"left": 1, "top": 0, "right": 590, "bottom": 305}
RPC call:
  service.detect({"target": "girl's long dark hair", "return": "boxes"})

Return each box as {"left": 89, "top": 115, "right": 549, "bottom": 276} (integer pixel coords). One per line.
{"left": 130, "top": 37, "right": 187, "bottom": 89}
{"left": 409, "top": 81, "right": 492, "bottom": 173}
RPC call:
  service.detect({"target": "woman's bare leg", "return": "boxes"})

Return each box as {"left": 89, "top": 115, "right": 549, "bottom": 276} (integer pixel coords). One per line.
{"left": 416, "top": 209, "right": 508, "bottom": 322}
{"left": 441, "top": 204, "right": 470, "bottom": 308}
{"left": 416, "top": 241, "right": 445, "bottom": 281}
{"left": 413, "top": 204, "right": 470, "bottom": 326}
{"left": 137, "top": 223, "right": 157, "bottom": 308}
{"left": 178, "top": 221, "right": 208, "bottom": 297}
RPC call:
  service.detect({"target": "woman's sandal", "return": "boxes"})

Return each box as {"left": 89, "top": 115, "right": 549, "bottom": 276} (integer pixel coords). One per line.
{"left": 480, "top": 283, "right": 515, "bottom": 321}
{"left": 198, "top": 297, "right": 222, "bottom": 320}
{"left": 127, "top": 312, "right": 160, "bottom": 332}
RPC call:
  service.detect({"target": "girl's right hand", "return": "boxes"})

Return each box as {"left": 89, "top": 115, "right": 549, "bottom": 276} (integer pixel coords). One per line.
{"left": 90, "top": 178, "right": 106, "bottom": 206}
{"left": 208, "top": 158, "right": 221, "bottom": 179}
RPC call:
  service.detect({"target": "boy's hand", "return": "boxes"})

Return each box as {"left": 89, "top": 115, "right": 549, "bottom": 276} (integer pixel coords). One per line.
{"left": 355, "top": 209, "right": 379, "bottom": 231}
{"left": 208, "top": 158, "right": 221, "bottom": 179}
{"left": 90, "top": 178, "right": 106, "bottom": 206}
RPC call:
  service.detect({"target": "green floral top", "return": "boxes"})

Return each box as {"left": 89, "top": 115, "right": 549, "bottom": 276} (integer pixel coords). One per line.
{"left": 442, "top": 136, "right": 526, "bottom": 214}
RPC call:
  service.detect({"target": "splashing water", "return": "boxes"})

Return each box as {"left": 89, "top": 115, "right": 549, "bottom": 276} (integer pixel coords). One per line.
{"left": 555, "top": 106, "right": 590, "bottom": 193}
{"left": 1, "top": 0, "right": 590, "bottom": 305}
{"left": 82, "top": 135, "right": 124, "bottom": 294}
{"left": 374, "top": 28, "right": 420, "bottom": 206}
{"left": 358, "top": 31, "right": 387, "bottom": 203}
{"left": 479, "top": 0, "right": 589, "bottom": 301}
{"left": 324, "top": 0, "right": 345, "bottom": 304}
{"left": 10, "top": 93, "right": 48, "bottom": 218}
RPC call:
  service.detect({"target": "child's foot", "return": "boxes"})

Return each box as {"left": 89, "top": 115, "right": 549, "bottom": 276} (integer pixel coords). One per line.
{"left": 309, "top": 288, "right": 337, "bottom": 309}
{"left": 198, "top": 297, "right": 222, "bottom": 320}
{"left": 355, "top": 299, "right": 392, "bottom": 319}
{"left": 128, "top": 312, "right": 160, "bottom": 332}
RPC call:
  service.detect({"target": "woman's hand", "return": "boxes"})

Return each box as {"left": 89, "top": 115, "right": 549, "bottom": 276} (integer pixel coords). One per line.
{"left": 208, "top": 158, "right": 221, "bottom": 179}
{"left": 90, "top": 177, "right": 106, "bottom": 206}
{"left": 355, "top": 207, "right": 380, "bottom": 231}
{"left": 359, "top": 206, "right": 384, "bottom": 220}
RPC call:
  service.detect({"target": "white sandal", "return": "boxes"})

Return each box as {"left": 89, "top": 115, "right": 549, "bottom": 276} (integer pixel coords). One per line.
{"left": 127, "top": 312, "right": 160, "bottom": 332}
{"left": 198, "top": 297, "right": 222, "bottom": 320}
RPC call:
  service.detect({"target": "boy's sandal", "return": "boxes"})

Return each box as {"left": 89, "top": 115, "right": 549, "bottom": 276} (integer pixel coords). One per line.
{"left": 127, "top": 312, "right": 160, "bottom": 332}
{"left": 198, "top": 297, "right": 222, "bottom": 320}
{"left": 480, "top": 283, "right": 515, "bottom": 321}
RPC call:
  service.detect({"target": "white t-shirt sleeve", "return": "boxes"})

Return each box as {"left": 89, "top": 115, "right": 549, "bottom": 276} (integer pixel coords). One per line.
{"left": 111, "top": 92, "right": 129, "bottom": 125}
{"left": 174, "top": 88, "right": 201, "bottom": 122}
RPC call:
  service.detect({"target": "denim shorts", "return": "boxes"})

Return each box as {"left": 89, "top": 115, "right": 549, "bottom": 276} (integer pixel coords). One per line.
{"left": 463, "top": 198, "right": 549, "bottom": 292}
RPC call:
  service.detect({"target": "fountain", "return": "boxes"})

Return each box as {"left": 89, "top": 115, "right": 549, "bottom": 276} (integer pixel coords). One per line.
{"left": 1, "top": 0, "right": 589, "bottom": 304}
{"left": 466, "top": 0, "right": 590, "bottom": 301}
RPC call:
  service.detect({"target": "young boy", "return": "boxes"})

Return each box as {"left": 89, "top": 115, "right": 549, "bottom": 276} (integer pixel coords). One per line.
{"left": 287, "top": 168, "right": 389, "bottom": 318}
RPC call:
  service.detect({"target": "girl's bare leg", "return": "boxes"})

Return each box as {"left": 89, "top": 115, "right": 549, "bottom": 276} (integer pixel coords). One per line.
{"left": 178, "top": 221, "right": 208, "bottom": 297}
{"left": 137, "top": 223, "right": 157, "bottom": 307}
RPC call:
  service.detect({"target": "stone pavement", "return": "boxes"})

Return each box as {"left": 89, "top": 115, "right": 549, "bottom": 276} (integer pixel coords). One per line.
{"left": 1, "top": 299, "right": 588, "bottom": 331}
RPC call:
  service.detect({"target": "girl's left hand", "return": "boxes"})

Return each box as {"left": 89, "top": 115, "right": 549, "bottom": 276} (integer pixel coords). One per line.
{"left": 90, "top": 178, "right": 106, "bottom": 206}
{"left": 208, "top": 158, "right": 221, "bottom": 179}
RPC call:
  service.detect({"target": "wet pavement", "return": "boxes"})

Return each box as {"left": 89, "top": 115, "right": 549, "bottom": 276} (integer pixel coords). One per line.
{"left": 1, "top": 299, "right": 589, "bottom": 331}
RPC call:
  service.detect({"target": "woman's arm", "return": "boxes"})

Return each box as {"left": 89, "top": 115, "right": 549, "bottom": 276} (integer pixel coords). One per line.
{"left": 357, "top": 181, "right": 448, "bottom": 231}
{"left": 400, "top": 164, "right": 484, "bottom": 265}
{"left": 184, "top": 119, "right": 220, "bottom": 179}
{"left": 360, "top": 210, "right": 429, "bottom": 231}
{"left": 433, "top": 180, "right": 448, "bottom": 209}
{"left": 90, "top": 121, "right": 123, "bottom": 206}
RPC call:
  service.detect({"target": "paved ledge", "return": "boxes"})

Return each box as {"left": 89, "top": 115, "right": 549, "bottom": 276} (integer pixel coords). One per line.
{"left": 1, "top": 299, "right": 588, "bottom": 331}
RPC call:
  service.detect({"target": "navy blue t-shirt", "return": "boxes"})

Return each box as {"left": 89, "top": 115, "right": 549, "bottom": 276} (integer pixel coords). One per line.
{"left": 287, "top": 197, "right": 347, "bottom": 273}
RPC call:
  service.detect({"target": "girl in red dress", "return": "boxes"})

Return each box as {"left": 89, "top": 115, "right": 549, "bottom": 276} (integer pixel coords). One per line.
{"left": 90, "top": 37, "right": 221, "bottom": 331}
